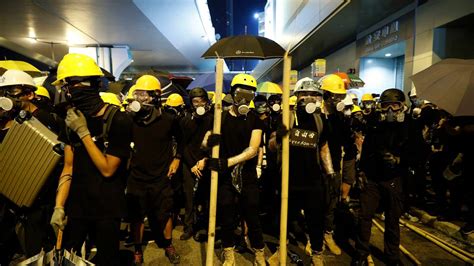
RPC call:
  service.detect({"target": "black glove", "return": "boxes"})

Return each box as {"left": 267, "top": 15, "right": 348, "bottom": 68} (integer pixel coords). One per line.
{"left": 207, "top": 158, "right": 228, "bottom": 173}
{"left": 207, "top": 134, "right": 221, "bottom": 148}
{"left": 275, "top": 125, "right": 290, "bottom": 143}
{"left": 383, "top": 152, "right": 400, "bottom": 168}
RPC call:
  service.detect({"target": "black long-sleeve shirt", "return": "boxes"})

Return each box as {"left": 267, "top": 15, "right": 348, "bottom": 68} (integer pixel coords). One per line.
{"left": 180, "top": 112, "right": 213, "bottom": 167}
{"left": 360, "top": 117, "right": 424, "bottom": 181}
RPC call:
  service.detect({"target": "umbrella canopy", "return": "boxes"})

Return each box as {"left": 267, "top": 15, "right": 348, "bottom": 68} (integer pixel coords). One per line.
{"left": 411, "top": 58, "right": 474, "bottom": 116}
{"left": 187, "top": 73, "right": 235, "bottom": 93}
{"left": 202, "top": 35, "right": 285, "bottom": 59}
{"left": 0, "top": 60, "right": 43, "bottom": 77}
{"left": 256, "top": 81, "right": 282, "bottom": 94}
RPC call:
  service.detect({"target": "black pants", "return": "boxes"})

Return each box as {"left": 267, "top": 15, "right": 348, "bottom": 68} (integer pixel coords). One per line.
{"left": 64, "top": 218, "right": 121, "bottom": 266}
{"left": 355, "top": 177, "right": 403, "bottom": 262}
{"left": 218, "top": 176, "right": 264, "bottom": 249}
{"left": 323, "top": 172, "right": 341, "bottom": 232}
{"left": 126, "top": 178, "right": 174, "bottom": 248}
{"left": 288, "top": 185, "right": 325, "bottom": 252}
{"left": 182, "top": 163, "right": 210, "bottom": 231}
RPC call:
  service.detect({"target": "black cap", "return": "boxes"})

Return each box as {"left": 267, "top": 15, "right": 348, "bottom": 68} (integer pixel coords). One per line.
{"left": 189, "top": 87, "right": 208, "bottom": 100}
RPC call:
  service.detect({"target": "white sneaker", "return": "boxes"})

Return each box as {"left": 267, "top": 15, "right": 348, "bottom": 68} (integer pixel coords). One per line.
{"left": 222, "top": 247, "right": 236, "bottom": 266}
{"left": 323, "top": 232, "right": 341, "bottom": 255}
{"left": 253, "top": 248, "right": 266, "bottom": 266}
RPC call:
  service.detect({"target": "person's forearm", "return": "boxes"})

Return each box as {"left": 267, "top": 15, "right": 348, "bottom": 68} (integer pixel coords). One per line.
{"left": 81, "top": 136, "right": 119, "bottom": 177}
{"left": 320, "top": 143, "right": 335, "bottom": 174}
{"left": 55, "top": 176, "right": 71, "bottom": 208}
{"left": 268, "top": 132, "right": 278, "bottom": 152}
{"left": 227, "top": 147, "right": 258, "bottom": 167}
{"left": 201, "top": 131, "right": 212, "bottom": 149}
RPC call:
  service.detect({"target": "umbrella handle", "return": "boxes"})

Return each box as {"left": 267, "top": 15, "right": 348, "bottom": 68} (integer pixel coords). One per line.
{"left": 56, "top": 229, "right": 63, "bottom": 250}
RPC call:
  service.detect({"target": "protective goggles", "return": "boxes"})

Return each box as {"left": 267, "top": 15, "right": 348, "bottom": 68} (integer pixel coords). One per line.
{"left": 360, "top": 100, "right": 375, "bottom": 109}
{"left": 133, "top": 90, "right": 160, "bottom": 104}
{"left": 233, "top": 88, "right": 255, "bottom": 103}
{"left": 5, "top": 86, "right": 33, "bottom": 98}
{"left": 379, "top": 101, "right": 403, "bottom": 112}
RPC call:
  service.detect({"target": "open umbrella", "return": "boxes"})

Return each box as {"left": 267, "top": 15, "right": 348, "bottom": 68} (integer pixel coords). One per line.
{"left": 186, "top": 73, "right": 235, "bottom": 92}
{"left": 201, "top": 35, "right": 286, "bottom": 266}
{"left": 410, "top": 58, "right": 474, "bottom": 116}
{"left": 202, "top": 35, "right": 285, "bottom": 59}
{"left": 0, "top": 60, "right": 44, "bottom": 77}
{"left": 256, "top": 81, "right": 282, "bottom": 94}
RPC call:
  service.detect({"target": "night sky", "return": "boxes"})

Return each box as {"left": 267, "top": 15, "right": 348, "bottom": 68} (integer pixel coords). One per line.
{"left": 208, "top": 0, "right": 267, "bottom": 71}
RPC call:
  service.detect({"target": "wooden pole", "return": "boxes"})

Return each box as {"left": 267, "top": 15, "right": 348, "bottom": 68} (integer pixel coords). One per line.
{"left": 206, "top": 58, "right": 224, "bottom": 266}
{"left": 279, "top": 53, "right": 292, "bottom": 265}
{"left": 372, "top": 219, "right": 422, "bottom": 265}
{"left": 399, "top": 219, "right": 474, "bottom": 263}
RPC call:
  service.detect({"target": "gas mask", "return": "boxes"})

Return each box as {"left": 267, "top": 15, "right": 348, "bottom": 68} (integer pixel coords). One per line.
{"left": 0, "top": 96, "right": 22, "bottom": 118}
{"left": 297, "top": 96, "right": 322, "bottom": 114}
{"left": 343, "top": 107, "right": 352, "bottom": 117}
{"left": 62, "top": 80, "right": 105, "bottom": 117}
{"left": 361, "top": 101, "right": 375, "bottom": 115}
{"left": 268, "top": 96, "right": 282, "bottom": 114}
{"left": 191, "top": 96, "right": 210, "bottom": 117}
{"left": 128, "top": 90, "right": 161, "bottom": 121}
{"left": 255, "top": 101, "right": 270, "bottom": 115}
{"left": 378, "top": 102, "right": 406, "bottom": 123}
{"left": 232, "top": 88, "right": 255, "bottom": 116}
{"left": 323, "top": 92, "right": 345, "bottom": 114}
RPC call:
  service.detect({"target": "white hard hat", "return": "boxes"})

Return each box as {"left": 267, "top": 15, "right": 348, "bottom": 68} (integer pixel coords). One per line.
{"left": 294, "top": 77, "right": 322, "bottom": 94}
{"left": 0, "top": 69, "right": 36, "bottom": 88}
{"left": 409, "top": 88, "right": 417, "bottom": 97}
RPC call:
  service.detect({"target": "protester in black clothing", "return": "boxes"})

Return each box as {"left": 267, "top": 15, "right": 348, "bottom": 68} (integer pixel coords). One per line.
{"left": 319, "top": 74, "right": 357, "bottom": 255}
{"left": 204, "top": 73, "right": 266, "bottom": 266}
{"left": 125, "top": 75, "right": 182, "bottom": 264}
{"left": 179, "top": 87, "right": 213, "bottom": 240}
{"left": 0, "top": 69, "right": 64, "bottom": 258}
{"left": 269, "top": 77, "right": 335, "bottom": 266}
{"left": 51, "top": 54, "right": 132, "bottom": 266}
{"left": 353, "top": 88, "right": 424, "bottom": 266}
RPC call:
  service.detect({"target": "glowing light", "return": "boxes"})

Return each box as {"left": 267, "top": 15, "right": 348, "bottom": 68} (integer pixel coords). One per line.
{"left": 385, "top": 53, "right": 392, "bottom": 57}
{"left": 254, "top": 13, "right": 259, "bottom": 19}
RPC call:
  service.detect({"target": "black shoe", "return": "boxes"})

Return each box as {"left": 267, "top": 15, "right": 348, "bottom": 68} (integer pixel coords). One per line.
{"left": 165, "top": 245, "right": 180, "bottom": 264}
{"left": 180, "top": 229, "right": 193, "bottom": 240}
{"left": 461, "top": 223, "right": 474, "bottom": 235}
{"left": 351, "top": 258, "right": 368, "bottom": 266}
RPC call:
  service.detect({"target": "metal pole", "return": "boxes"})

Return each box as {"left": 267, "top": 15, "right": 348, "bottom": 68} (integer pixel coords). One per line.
{"left": 205, "top": 58, "right": 224, "bottom": 266}
{"left": 279, "top": 53, "right": 291, "bottom": 265}
{"left": 372, "top": 219, "right": 422, "bottom": 265}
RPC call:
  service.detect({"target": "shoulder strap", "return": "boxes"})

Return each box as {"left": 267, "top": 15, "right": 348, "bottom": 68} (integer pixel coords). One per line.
{"left": 101, "top": 105, "right": 120, "bottom": 144}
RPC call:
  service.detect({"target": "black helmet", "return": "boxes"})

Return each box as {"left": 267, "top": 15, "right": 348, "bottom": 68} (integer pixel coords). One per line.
{"left": 380, "top": 88, "right": 405, "bottom": 103}
{"left": 189, "top": 87, "right": 208, "bottom": 100}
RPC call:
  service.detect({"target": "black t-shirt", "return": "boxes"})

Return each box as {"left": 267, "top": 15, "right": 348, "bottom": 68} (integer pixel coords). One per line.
{"left": 130, "top": 112, "right": 182, "bottom": 182}
{"left": 325, "top": 113, "right": 357, "bottom": 171}
{"left": 33, "top": 107, "right": 62, "bottom": 134}
{"left": 180, "top": 112, "right": 213, "bottom": 167}
{"left": 220, "top": 110, "right": 264, "bottom": 175}
{"left": 59, "top": 107, "right": 132, "bottom": 219}
{"left": 289, "top": 112, "right": 328, "bottom": 189}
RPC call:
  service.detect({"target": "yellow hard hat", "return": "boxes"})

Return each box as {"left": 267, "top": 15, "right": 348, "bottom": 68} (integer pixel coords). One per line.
{"left": 100, "top": 92, "right": 122, "bottom": 107}
{"left": 35, "top": 85, "right": 50, "bottom": 99}
{"left": 211, "top": 93, "right": 225, "bottom": 104}
{"left": 351, "top": 105, "right": 362, "bottom": 114}
{"left": 289, "top": 95, "right": 297, "bottom": 106}
{"left": 53, "top": 53, "right": 103, "bottom": 85}
{"left": 361, "top": 93, "right": 374, "bottom": 102}
{"left": 231, "top": 73, "right": 257, "bottom": 89}
{"left": 249, "top": 100, "right": 255, "bottom": 109}
{"left": 135, "top": 75, "right": 161, "bottom": 91}
{"left": 125, "top": 85, "right": 137, "bottom": 101}
{"left": 165, "top": 93, "right": 184, "bottom": 107}
{"left": 319, "top": 74, "right": 346, "bottom": 94}
{"left": 207, "top": 91, "right": 215, "bottom": 100}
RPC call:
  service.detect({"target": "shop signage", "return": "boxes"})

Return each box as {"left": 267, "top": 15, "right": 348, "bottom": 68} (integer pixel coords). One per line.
{"left": 312, "top": 59, "right": 326, "bottom": 77}
{"left": 356, "top": 12, "right": 413, "bottom": 57}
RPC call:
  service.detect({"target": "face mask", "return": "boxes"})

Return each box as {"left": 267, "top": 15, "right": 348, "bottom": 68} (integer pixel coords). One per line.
{"left": 297, "top": 98, "right": 322, "bottom": 114}
{"left": 336, "top": 102, "right": 346, "bottom": 112}
{"left": 65, "top": 85, "right": 105, "bottom": 116}
{"left": 31, "top": 98, "right": 52, "bottom": 110}
{"left": 382, "top": 109, "right": 405, "bottom": 123}
{"left": 237, "top": 103, "right": 250, "bottom": 115}
{"left": 233, "top": 88, "right": 254, "bottom": 116}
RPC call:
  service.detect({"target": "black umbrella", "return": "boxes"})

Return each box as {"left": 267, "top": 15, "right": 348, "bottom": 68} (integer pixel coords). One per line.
{"left": 201, "top": 35, "right": 285, "bottom": 59}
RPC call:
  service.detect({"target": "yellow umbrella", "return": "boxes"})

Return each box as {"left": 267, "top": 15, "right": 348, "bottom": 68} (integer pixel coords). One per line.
{"left": 0, "top": 60, "right": 43, "bottom": 77}
{"left": 256, "top": 81, "right": 282, "bottom": 94}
